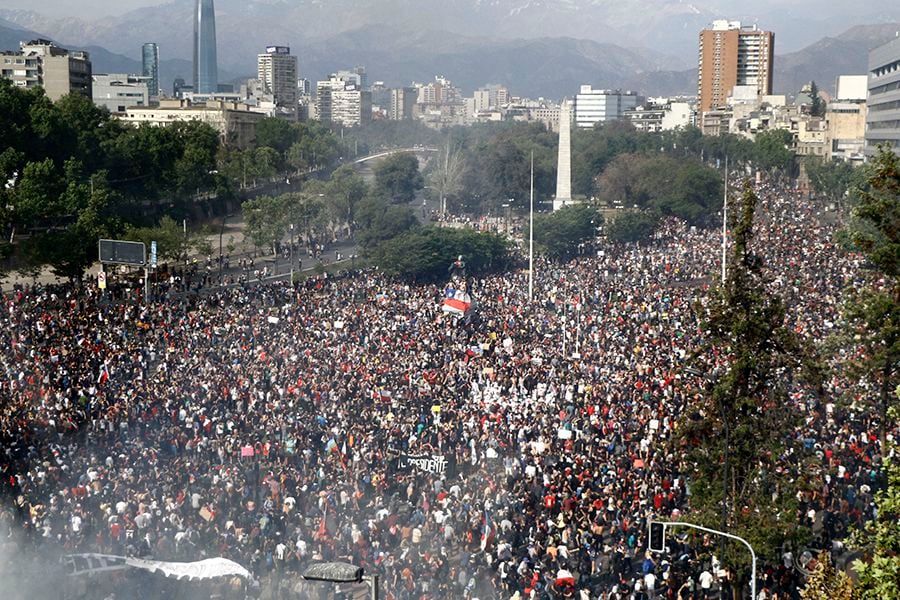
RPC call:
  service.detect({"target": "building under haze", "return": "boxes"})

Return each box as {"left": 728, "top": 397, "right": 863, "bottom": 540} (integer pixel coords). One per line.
{"left": 390, "top": 86, "right": 417, "bottom": 120}
{"left": 141, "top": 42, "right": 159, "bottom": 101}
{"left": 316, "top": 73, "right": 371, "bottom": 126}
{"left": 92, "top": 73, "right": 150, "bottom": 113}
{"left": 257, "top": 46, "right": 298, "bottom": 117}
{"left": 698, "top": 20, "right": 774, "bottom": 114}
{"left": 1, "top": 39, "right": 92, "bottom": 101}
{"left": 193, "top": 0, "right": 218, "bottom": 94}
{"left": 865, "top": 35, "right": 900, "bottom": 155}
{"left": 573, "top": 86, "right": 640, "bottom": 128}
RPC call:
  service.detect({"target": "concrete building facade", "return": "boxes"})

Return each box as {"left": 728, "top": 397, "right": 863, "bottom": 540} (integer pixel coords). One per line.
{"left": 390, "top": 87, "right": 417, "bottom": 120}
{"left": 92, "top": 73, "right": 151, "bottom": 113}
{"left": 865, "top": 36, "right": 900, "bottom": 155}
{"left": 257, "top": 46, "right": 298, "bottom": 118}
{"left": 120, "top": 98, "right": 263, "bottom": 148}
{"left": 698, "top": 20, "right": 774, "bottom": 114}
{"left": 315, "top": 74, "right": 371, "bottom": 126}
{"left": 1, "top": 39, "right": 92, "bottom": 101}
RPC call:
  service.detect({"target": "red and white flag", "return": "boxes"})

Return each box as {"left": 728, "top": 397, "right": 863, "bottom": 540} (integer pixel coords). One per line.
{"left": 97, "top": 362, "right": 110, "bottom": 385}
{"left": 442, "top": 288, "right": 472, "bottom": 316}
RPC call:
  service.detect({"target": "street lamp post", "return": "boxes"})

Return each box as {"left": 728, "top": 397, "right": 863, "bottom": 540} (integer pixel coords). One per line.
{"left": 289, "top": 223, "right": 295, "bottom": 285}
{"left": 649, "top": 520, "right": 756, "bottom": 600}
{"left": 218, "top": 213, "right": 235, "bottom": 285}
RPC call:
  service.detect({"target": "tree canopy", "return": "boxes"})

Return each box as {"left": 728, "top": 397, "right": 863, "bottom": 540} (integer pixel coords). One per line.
{"left": 372, "top": 227, "right": 510, "bottom": 281}
{"left": 529, "top": 204, "right": 601, "bottom": 260}
{"left": 374, "top": 152, "right": 424, "bottom": 203}
{"left": 676, "top": 181, "right": 820, "bottom": 588}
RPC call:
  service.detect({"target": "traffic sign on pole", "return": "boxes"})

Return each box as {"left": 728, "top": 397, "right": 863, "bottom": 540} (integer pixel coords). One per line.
{"left": 98, "top": 270, "right": 106, "bottom": 290}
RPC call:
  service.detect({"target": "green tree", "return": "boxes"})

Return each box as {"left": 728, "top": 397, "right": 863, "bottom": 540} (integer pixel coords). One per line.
{"left": 852, "top": 422, "right": 900, "bottom": 600}
{"left": 808, "top": 81, "right": 825, "bottom": 118}
{"left": 373, "top": 226, "right": 509, "bottom": 280}
{"left": 754, "top": 129, "right": 795, "bottom": 182}
{"left": 529, "top": 204, "right": 601, "bottom": 260}
{"left": 839, "top": 147, "right": 900, "bottom": 449}
{"left": 324, "top": 165, "right": 367, "bottom": 238}
{"left": 125, "top": 215, "right": 210, "bottom": 264}
{"left": 799, "top": 552, "right": 854, "bottom": 600}
{"left": 374, "top": 152, "right": 424, "bottom": 203}
{"left": 594, "top": 153, "right": 652, "bottom": 208}
{"left": 653, "top": 159, "right": 722, "bottom": 224}
{"left": 355, "top": 194, "right": 417, "bottom": 253}
{"left": 255, "top": 117, "right": 296, "bottom": 155}
{"left": 677, "top": 181, "right": 818, "bottom": 595}
{"left": 805, "top": 156, "right": 861, "bottom": 208}
{"left": 23, "top": 168, "right": 118, "bottom": 281}
{"left": 251, "top": 146, "right": 282, "bottom": 184}
{"left": 242, "top": 194, "right": 290, "bottom": 257}
{"left": 606, "top": 210, "right": 659, "bottom": 243}
{"left": 595, "top": 154, "right": 721, "bottom": 225}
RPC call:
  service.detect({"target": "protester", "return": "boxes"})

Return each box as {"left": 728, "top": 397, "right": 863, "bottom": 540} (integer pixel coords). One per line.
{"left": 0, "top": 183, "right": 893, "bottom": 600}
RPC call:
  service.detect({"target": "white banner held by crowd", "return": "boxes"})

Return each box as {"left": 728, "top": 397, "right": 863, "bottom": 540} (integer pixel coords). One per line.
{"left": 63, "top": 554, "right": 251, "bottom": 581}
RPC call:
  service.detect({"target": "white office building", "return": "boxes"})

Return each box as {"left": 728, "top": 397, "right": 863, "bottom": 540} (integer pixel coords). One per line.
{"left": 574, "top": 86, "right": 640, "bottom": 128}
{"left": 865, "top": 37, "right": 900, "bottom": 155}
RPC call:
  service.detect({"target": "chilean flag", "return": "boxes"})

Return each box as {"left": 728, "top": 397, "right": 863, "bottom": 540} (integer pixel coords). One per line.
{"left": 442, "top": 288, "right": 472, "bottom": 316}
{"left": 97, "top": 362, "right": 110, "bottom": 385}
{"left": 480, "top": 509, "right": 494, "bottom": 551}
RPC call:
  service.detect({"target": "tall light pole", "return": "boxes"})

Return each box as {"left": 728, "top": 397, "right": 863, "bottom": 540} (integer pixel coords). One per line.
{"left": 721, "top": 155, "right": 728, "bottom": 283}
{"left": 289, "top": 222, "right": 295, "bottom": 284}
{"left": 528, "top": 151, "right": 534, "bottom": 303}
{"left": 218, "top": 213, "right": 235, "bottom": 285}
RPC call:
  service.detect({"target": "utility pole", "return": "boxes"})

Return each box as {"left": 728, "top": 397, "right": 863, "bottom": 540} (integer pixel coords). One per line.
{"left": 649, "top": 520, "right": 756, "bottom": 600}
{"left": 722, "top": 155, "right": 728, "bottom": 283}
{"left": 528, "top": 151, "right": 534, "bottom": 303}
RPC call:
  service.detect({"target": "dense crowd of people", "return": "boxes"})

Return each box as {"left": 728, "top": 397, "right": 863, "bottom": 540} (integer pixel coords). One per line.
{"left": 0, "top": 183, "right": 894, "bottom": 600}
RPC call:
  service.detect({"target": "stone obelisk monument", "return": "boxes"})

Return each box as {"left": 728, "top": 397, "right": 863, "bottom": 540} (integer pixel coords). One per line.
{"left": 553, "top": 100, "right": 572, "bottom": 211}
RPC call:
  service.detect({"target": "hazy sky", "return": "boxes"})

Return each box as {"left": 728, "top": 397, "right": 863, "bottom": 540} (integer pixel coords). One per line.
{"left": 0, "top": 0, "right": 162, "bottom": 19}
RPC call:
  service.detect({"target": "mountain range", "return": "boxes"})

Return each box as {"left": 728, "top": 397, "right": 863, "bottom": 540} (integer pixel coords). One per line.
{"left": 1, "top": 1, "right": 899, "bottom": 100}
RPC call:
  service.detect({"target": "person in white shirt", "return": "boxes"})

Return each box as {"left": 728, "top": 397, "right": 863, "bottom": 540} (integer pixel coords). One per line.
{"left": 699, "top": 569, "right": 715, "bottom": 597}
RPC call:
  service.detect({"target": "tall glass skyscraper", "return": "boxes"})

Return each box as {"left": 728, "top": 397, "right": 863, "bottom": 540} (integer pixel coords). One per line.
{"left": 193, "top": 0, "right": 218, "bottom": 94}
{"left": 141, "top": 42, "right": 159, "bottom": 99}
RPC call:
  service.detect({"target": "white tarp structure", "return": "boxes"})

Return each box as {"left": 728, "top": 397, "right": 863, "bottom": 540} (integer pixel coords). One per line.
{"left": 64, "top": 554, "right": 251, "bottom": 581}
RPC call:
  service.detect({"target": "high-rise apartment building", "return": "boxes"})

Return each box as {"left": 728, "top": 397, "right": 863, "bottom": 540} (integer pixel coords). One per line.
{"left": 141, "top": 42, "right": 159, "bottom": 100}
{"left": 573, "top": 86, "right": 640, "bottom": 128}
{"left": 865, "top": 36, "right": 900, "bottom": 155}
{"left": 0, "top": 39, "right": 92, "bottom": 101}
{"left": 316, "top": 74, "right": 371, "bottom": 126}
{"left": 335, "top": 66, "right": 367, "bottom": 90}
{"left": 390, "top": 87, "right": 417, "bottom": 120}
{"left": 257, "top": 46, "right": 298, "bottom": 113}
{"left": 193, "top": 0, "right": 218, "bottom": 94}
{"left": 697, "top": 20, "right": 774, "bottom": 114}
